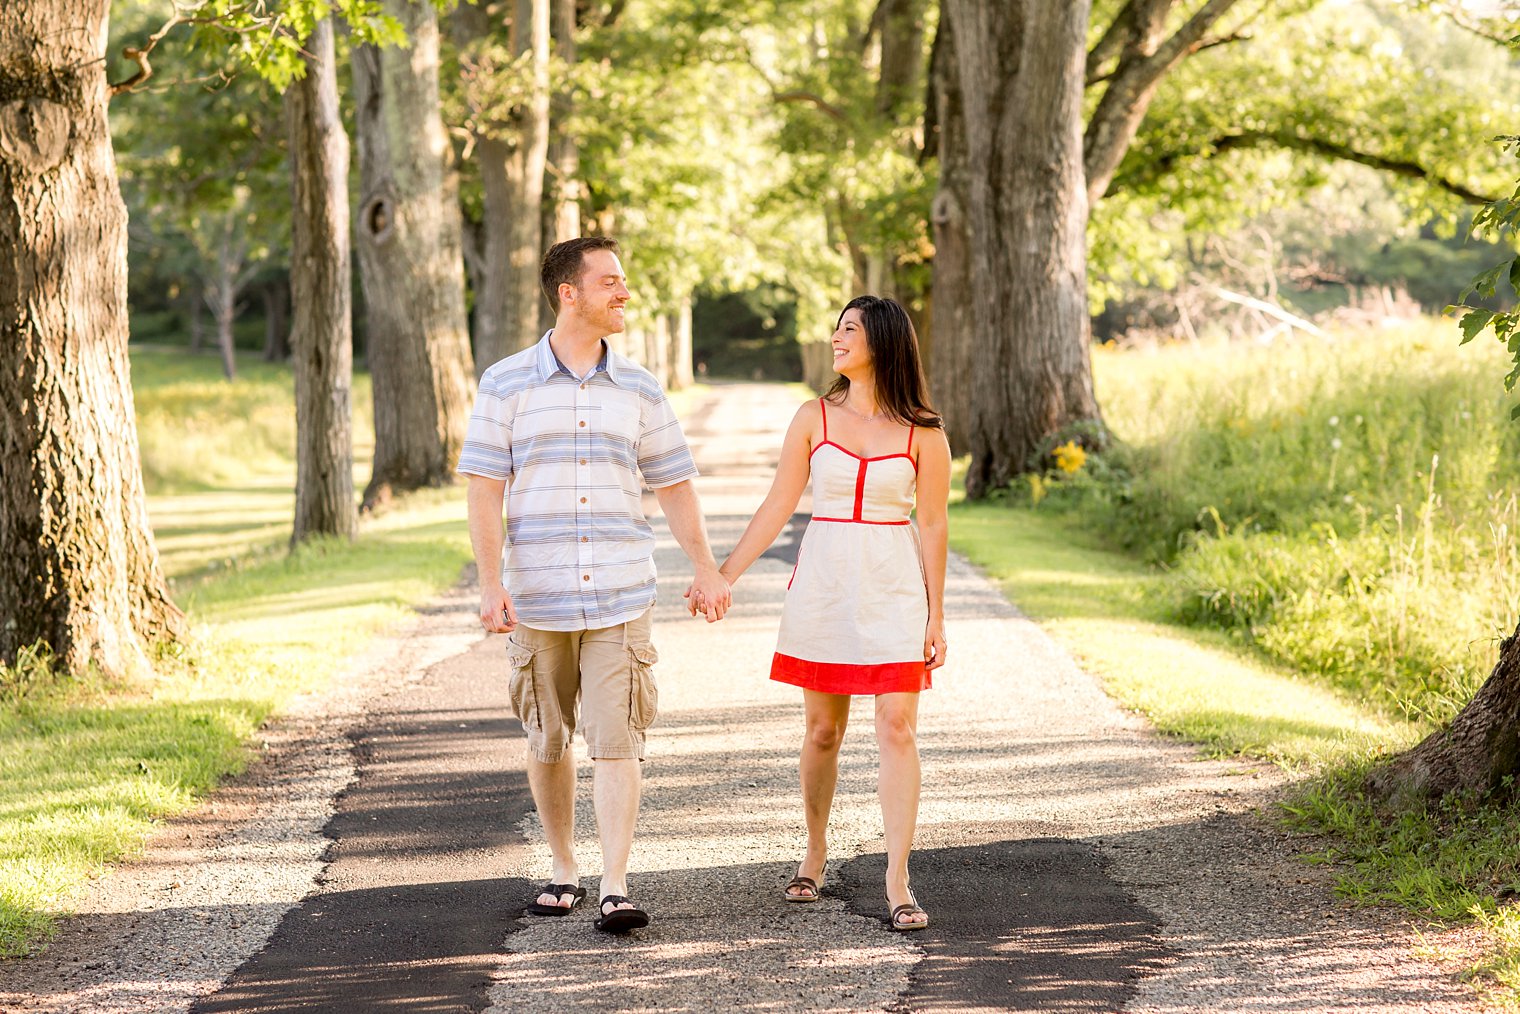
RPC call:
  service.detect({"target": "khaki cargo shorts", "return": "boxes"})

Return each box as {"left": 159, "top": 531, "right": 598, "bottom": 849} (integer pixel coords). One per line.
{"left": 504, "top": 609, "right": 658, "bottom": 763}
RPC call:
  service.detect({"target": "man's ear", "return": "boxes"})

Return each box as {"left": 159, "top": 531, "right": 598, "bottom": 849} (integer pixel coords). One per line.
{"left": 558, "top": 282, "right": 577, "bottom": 307}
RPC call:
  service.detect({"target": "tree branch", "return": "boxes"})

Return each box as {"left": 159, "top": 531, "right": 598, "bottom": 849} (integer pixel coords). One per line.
{"left": 773, "top": 91, "right": 851, "bottom": 124}
{"left": 1084, "top": 0, "right": 1245, "bottom": 204}
{"left": 1113, "top": 130, "right": 1500, "bottom": 205}
{"left": 1086, "top": 2, "right": 1138, "bottom": 86}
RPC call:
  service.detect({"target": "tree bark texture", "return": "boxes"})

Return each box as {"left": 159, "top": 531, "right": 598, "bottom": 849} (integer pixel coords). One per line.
{"left": 927, "top": 10, "right": 971, "bottom": 455}
{"left": 0, "top": 0, "right": 185, "bottom": 676}
{"left": 474, "top": 0, "right": 550, "bottom": 370}
{"left": 539, "top": 0, "right": 582, "bottom": 336}
{"left": 354, "top": 0, "right": 476, "bottom": 510}
{"left": 935, "top": 0, "right": 1101, "bottom": 497}
{"left": 1366, "top": 619, "right": 1520, "bottom": 807}
{"left": 286, "top": 18, "right": 357, "bottom": 543}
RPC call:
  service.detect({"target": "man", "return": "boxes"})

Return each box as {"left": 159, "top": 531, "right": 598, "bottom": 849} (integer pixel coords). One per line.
{"left": 459, "top": 236, "right": 731, "bottom": 934}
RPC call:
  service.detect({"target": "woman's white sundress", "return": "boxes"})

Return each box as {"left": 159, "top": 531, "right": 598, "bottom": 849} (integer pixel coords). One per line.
{"left": 769, "top": 399, "right": 931, "bottom": 695}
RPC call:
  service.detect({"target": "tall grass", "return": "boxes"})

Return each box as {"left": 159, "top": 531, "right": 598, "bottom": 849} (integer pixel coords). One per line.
{"left": 1038, "top": 320, "right": 1520, "bottom": 721}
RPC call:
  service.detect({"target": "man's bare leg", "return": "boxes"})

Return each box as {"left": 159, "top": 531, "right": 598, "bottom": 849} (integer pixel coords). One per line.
{"left": 593, "top": 757, "right": 642, "bottom": 913}
{"left": 527, "top": 749, "right": 579, "bottom": 909}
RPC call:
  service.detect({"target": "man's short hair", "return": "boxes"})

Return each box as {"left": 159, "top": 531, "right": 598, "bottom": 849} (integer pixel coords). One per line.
{"left": 540, "top": 237, "right": 621, "bottom": 312}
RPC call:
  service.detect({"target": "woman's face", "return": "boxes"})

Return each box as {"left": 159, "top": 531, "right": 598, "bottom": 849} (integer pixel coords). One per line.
{"left": 831, "top": 308, "right": 872, "bottom": 377}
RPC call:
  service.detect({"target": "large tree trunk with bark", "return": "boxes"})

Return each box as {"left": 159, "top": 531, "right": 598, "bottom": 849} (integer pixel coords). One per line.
{"left": 354, "top": 0, "right": 475, "bottom": 511}
{"left": 539, "top": 0, "right": 582, "bottom": 336}
{"left": 936, "top": 0, "right": 1101, "bottom": 497}
{"left": 473, "top": 0, "right": 550, "bottom": 369}
{"left": 669, "top": 294, "right": 694, "bottom": 390}
{"left": 0, "top": 0, "right": 185, "bottom": 677}
{"left": 286, "top": 18, "right": 357, "bottom": 544}
{"left": 1367, "top": 619, "right": 1520, "bottom": 807}
{"left": 927, "top": 11, "right": 971, "bottom": 455}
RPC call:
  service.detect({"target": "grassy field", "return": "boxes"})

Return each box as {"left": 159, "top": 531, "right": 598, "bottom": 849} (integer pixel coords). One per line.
{"left": 946, "top": 317, "right": 1520, "bottom": 1003}
{"left": 0, "top": 348, "right": 473, "bottom": 956}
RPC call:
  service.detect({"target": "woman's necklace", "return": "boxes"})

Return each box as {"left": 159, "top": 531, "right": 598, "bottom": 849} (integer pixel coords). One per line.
{"left": 838, "top": 396, "right": 884, "bottom": 422}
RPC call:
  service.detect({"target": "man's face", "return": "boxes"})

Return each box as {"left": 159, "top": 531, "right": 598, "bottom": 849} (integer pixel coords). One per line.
{"left": 566, "top": 250, "right": 630, "bottom": 335}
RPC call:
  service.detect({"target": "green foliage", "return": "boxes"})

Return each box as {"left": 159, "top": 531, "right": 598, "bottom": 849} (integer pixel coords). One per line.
{"left": 1451, "top": 133, "right": 1520, "bottom": 416}
{"left": 1093, "top": 1, "right": 1520, "bottom": 315}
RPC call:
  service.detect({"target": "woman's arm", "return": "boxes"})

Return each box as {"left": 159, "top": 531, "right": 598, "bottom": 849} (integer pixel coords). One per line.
{"left": 915, "top": 428, "right": 951, "bottom": 670}
{"left": 716, "top": 401, "right": 818, "bottom": 586}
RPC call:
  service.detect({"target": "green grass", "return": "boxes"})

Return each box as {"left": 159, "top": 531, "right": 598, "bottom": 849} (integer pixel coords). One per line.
{"left": 0, "top": 347, "right": 471, "bottom": 957}
{"left": 949, "top": 501, "right": 1418, "bottom": 770}
{"left": 948, "top": 317, "right": 1520, "bottom": 1001}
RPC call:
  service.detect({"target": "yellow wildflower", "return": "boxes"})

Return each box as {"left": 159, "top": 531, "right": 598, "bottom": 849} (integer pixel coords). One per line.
{"left": 1053, "top": 440, "right": 1086, "bottom": 474}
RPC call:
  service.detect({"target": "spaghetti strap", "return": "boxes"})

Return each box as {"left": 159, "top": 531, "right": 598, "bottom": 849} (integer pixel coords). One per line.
{"left": 906, "top": 424, "right": 915, "bottom": 454}
{"left": 819, "top": 397, "right": 829, "bottom": 441}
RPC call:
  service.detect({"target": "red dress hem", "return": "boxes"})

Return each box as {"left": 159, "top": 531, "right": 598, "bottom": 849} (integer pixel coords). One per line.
{"left": 770, "top": 653, "right": 930, "bottom": 695}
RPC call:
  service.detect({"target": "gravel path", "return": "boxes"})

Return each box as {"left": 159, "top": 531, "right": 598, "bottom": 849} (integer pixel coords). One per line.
{"left": 0, "top": 382, "right": 1481, "bottom": 1012}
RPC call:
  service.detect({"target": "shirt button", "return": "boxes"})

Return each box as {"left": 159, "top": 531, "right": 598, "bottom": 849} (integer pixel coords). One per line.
{"left": 579, "top": 420, "right": 586, "bottom": 428}
{"left": 580, "top": 497, "right": 587, "bottom": 504}
{"left": 580, "top": 383, "right": 587, "bottom": 390}
{"left": 579, "top": 458, "right": 587, "bottom": 466}
{"left": 582, "top": 574, "right": 590, "bottom": 582}
{"left": 580, "top": 536, "right": 588, "bottom": 543}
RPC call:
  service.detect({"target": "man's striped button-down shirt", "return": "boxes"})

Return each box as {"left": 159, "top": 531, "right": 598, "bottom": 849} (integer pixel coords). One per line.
{"left": 457, "top": 332, "right": 699, "bottom": 632}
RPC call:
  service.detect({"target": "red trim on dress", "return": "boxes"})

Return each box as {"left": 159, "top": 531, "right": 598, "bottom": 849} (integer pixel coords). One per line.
{"left": 811, "top": 517, "right": 910, "bottom": 525}
{"left": 851, "top": 457, "right": 868, "bottom": 520}
{"left": 770, "top": 653, "right": 930, "bottom": 695}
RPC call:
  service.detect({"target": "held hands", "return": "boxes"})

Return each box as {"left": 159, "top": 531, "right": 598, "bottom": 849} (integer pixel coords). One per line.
{"left": 478, "top": 585, "right": 518, "bottom": 634}
{"left": 682, "top": 564, "right": 733, "bottom": 623}
{"left": 924, "top": 616, "right": 947, "bottom": 671}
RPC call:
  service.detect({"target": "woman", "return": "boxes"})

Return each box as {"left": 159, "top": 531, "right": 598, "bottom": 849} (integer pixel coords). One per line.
{"left": 715, "top": 295, "right": 949, "bottom": 932}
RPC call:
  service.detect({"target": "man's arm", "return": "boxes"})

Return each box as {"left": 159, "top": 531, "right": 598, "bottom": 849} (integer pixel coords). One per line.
{"left": 466, "top": 474, "right": 517, "bottom": 633}
{"left": 653, "top": 479, "right": 731, "bottom": 622}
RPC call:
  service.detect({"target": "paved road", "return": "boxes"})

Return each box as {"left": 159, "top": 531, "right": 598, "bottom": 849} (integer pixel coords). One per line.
{"left": 1, "top": 382, "right": 1477, "bottom": 1013}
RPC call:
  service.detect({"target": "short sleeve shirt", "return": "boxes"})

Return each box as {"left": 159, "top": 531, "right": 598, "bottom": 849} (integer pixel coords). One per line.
{"left": 457, "top": 332, "right": 699, "bottom": 631}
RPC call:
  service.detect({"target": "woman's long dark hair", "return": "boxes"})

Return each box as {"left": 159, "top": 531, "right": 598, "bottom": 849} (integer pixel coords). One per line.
{"left": 825, "top": 295, "right": 944, "bottom": 429}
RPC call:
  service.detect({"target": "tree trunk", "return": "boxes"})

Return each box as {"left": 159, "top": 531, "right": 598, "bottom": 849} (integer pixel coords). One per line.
{"left": 539, "top": 0, "right": 581, "bottom": 336}
{"left": 936, "top": 0, "right": 1102, "bottom": 497}
{"left": 472, "top": 0, "right": 550, "bottom": 370}
{"left": 1366, "top": 618, "right": 1520, "bottom": 807}
{"left": 644, "top": 313, "right": 671, "bottom": 388}
{"left": 207, "top": 224, "right": 240, "bottom": 380}
{"left": 262, "top": 277, "right": 290, "bottom": 362}
{"left": 286, "top": 18, "right": 357, "bottom": 544}
{"left": 189, "top": 286, "right": 206, "bottom": 351}
{"left": 670, "top": 293, "right": 694, "bottom": 390}
{"left": 927, "top": 10, "right": 970, "bottom": 458}
{"left": 0, "top": 0, "right": 185, "bottom": 677}
{"left": 354, "top": 0, "right": 476, "bottom": 511}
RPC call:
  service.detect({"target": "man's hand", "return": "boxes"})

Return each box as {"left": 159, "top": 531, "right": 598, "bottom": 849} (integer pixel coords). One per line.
{"left": 479, "top": 585, "right": 518, "bottom": 633}
{"left": 684, "top": 566, "right": 732, "bottom": 623}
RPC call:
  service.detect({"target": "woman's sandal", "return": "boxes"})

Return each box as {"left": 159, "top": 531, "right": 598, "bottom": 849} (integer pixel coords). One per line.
{"left": 594, "top": 895, "right": 651, "bottom": 934}
{"left": 888, "top": 892, "right": 930, "bottom": 932}
{"left": 783, "top": 875, "right": 821, "bottom": 903}
{"left": 783, "top": 862, "right": 826, "bottom": 903}
{"left": 525, "top": 882, "right": 585, "bottom": 917}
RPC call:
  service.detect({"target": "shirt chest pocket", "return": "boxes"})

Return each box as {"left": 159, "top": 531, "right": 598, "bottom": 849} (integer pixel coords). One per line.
{"left": 599, "top": 400, "right": 641, "bottom": 446}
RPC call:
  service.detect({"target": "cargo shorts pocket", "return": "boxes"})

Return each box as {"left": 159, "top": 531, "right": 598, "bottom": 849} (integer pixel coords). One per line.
{"left": 628, "top": 642, "right": 659, "bottom": 731}
{"left": 506, "top": 644, "right": 540, "bottom": 730}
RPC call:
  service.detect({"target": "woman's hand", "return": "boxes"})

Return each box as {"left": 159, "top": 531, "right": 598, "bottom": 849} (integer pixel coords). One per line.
{"left": 924, "top": 616, "right": 947, "bottom": 671}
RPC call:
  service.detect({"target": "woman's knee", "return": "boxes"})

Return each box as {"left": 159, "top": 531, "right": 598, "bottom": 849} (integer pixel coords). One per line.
{"left": 876, "top": 711, "right": 917, "bottom": 752}
{"left": 805, "top": 718, "right": 846, "bottom": 752}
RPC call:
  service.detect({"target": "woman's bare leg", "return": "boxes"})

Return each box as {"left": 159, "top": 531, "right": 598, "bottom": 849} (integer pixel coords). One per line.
{"left": 875, "top": 691, "right": 925, "bottom": 926}
{"left": 789, "top": 689, "right": 851, "bottom": 895}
